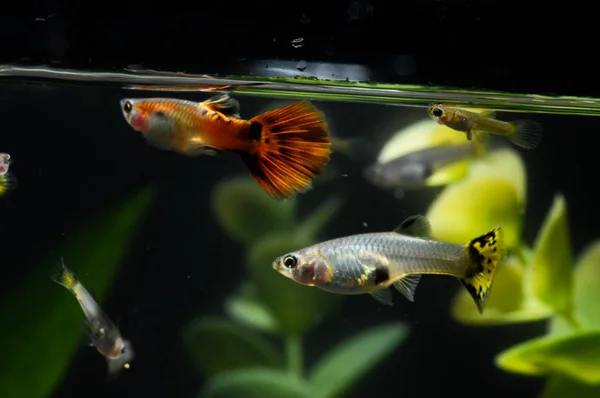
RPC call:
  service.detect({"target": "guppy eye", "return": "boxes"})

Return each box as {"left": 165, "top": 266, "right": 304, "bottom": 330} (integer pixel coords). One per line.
{"left": 123, "top": 101, "right": 133, "bottom": 113}
{"left": 283, "top": 255, "right": 298, "bottom": 268}
{"left": 432, "top": 107, "right": 443, "bottom": 117}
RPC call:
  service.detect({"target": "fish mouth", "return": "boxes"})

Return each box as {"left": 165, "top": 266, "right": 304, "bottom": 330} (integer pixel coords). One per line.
{"left": 272, "top": 260, "right": 282, "bottom": 272}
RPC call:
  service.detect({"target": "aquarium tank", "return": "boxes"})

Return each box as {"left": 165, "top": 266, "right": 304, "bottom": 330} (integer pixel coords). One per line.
{"left": 0, "top": 7, "right": 599, "bottom": 398}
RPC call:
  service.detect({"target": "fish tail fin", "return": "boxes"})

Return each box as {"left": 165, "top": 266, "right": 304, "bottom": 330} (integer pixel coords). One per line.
{"left": 50, "top": 258, "right": 79, "bottom": 292}
{"left": 0, "top": 173, "right": 17, "bottom": 197}
{"left": 240, "top": 101, "right": 331, "bottom": 200}
{"left": 461, "top": 226, "right": 506, "bottom": 314}
{"left": 508, "top": 119, "right": 543, "bottom": 150}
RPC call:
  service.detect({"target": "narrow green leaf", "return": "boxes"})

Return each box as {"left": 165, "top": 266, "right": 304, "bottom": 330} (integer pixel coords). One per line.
{"left": 528, "top": 195, "right": 573, "bottom": 318}
{"left": 0, "top": 186, "right": 156, "bottom": 398}
{"left": 246, "top": 232, "right": 341, "bottom": 336}
{"left": 200, "top": 368, "right": 315, "bottom": 398}
{"left": 224, "top": 286, "right": 279, "bottom": 334}
{"left": 496, "top": 330, "right": 600, "bottom": 385}
{"left": 182, "top": 317, "right": 281, "bottom": 377}
{"left": 309, "top": 322, "right": 409, "bottom": 398}
{"left": 211, "top": 176, "right": 294, "bottom": 245}
{"left": 541, "top": 376, "right": 600, "bottom": 398}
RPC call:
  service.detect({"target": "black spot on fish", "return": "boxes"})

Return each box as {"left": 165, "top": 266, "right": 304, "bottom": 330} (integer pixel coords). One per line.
{"left": 373, "top": 266, "right": 390, "bottom": 285}
{"left": 249, "top": 121, "right": 262, "bottom": 141}
{"left": 155, "top": 111, "right": 166, "bottom": 118}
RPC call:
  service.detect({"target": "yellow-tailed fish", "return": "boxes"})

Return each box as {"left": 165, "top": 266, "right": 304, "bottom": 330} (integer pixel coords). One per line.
{"left": 50, "top": 260, "right": 134, "bottom": 376}
{"left": 363, "top": 142, "right": 481, "bottom": 198}
{"left": 273, "top": 215, "right": 505, "bottom": 314}
{"left": 427, "top": 104, "right": 543, "bottom": 150}
{"left": 0, "top": 153, "right": 16, "bottom": 197}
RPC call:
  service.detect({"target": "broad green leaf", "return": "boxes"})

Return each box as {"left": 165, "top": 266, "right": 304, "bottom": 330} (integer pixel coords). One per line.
{"left": 527, "top": 195, "right": 573, "bottom": 318}
{"left": 200, "top": 368, "right": 315, "bottom": 398}
{"left": 0, "top": 186, "right": 156, "bottom": 398}
{"left": 465, "top": 148, "right": 527, "bottom": 206}
{"left": 496, "top": 330, "right": 600, "bottom": 385}
{"left": 246, "top": 232, "right": 341, "bottom": 336}
{"left": 451, "top": 254, "right": 553, "bottom": 325}
{"left": 377, "top": 119, "right": 469, "bottom": 163}
{"left": 211, "top": 176, "right": 294, "bottom": 245}
{"left": 541, "top": 376, "right": 600, "bottom": 398}
{"left": 309, "top": 322, "right": 408, "bottom": 398}
{"left": 572, "top": 240, "right": 600, "bottom": 330}
{"left": 550, "top": 240, "right": 600, "bottom": 335}
{"left": 224, "top": 284, "right": 279, "bottom": 334}
{"left": 182, "top": 317, "right": 281, "bottom": 377}
{"left": 426, "top": 177, "right": 522, "bottom": 250}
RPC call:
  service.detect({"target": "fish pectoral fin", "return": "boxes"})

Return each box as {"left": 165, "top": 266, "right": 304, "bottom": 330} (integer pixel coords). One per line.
{"left": 369, "top": 288, "right": 394, "bottom": 306}
{"left": 200, "top": 94, "right": 241, "bottom": 122}
{"left": 393, "top": 215, "right": 432, "bottom": 238}
{"left": 392, "top": 274, "right": 422, "bottom": 302}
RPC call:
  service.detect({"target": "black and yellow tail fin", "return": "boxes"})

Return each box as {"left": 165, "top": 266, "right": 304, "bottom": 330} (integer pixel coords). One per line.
{"left": 49, "top": 258, "right": 79, "bottom": 292}
{"left": 461, "top": 226, "right": 506, "bottom": 314}
{"left": 0, "top": 173, "right": 17, "bottom": 197}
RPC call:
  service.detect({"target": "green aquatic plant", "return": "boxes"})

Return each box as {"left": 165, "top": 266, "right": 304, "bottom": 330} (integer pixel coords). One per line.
{"left": 183, "top": 176, "right": 409, "bottom": 398}
{"left": 426, "top": 147, "right": 600, "bottom": 396}
{"left": 0, "top": 185, "right": 156, "bottom": 398}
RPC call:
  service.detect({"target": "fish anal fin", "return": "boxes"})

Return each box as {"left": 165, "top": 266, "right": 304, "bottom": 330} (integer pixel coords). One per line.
{"left": 369, "top": 287, "right": 394, "bottom": 306}
{"left": 393, "top": 215, "right": 432, "bottom": 238}
{"left": 200, "top": 94, "right": 241, "bottom": 122}
{"left": 240, "top": 100, "right": 331, "bottom": 200}
{"left": 392, "top": 274, "right": 422, "bottom": 302}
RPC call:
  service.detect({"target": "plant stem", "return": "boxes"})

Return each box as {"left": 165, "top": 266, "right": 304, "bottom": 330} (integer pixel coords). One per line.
{"left": 285, "top": 334, "right": 303, "bottom": 378}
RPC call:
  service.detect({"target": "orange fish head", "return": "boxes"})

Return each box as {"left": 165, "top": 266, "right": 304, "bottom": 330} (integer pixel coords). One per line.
{"left": 120, "top": 99, "right": 151, "bottom": 135}
{"left": 427, "top": 103, "right": 447, "bottom": 124}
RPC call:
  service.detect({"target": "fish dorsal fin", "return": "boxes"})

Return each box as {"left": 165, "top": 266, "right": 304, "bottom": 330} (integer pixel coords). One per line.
{"left": 369, "top": 288, "right": 394, "bottom": 306}
{"left": 393, "top": 215, "right": 432, "bottom": 237}
{"left": 392, "top": 274, "right": 422, "bottom": 302}
{"left": 201, "top": 94, "right": 241, "bottom": 119}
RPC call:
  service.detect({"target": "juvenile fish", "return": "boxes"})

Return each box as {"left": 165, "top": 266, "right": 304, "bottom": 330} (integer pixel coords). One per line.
{"left": 363, "top": 142, "right": 479, "bottom": 197}
{"left": 273, "top": 215, "right": 505, "bottom": 314}
{"left": 51, "top": 260, "right": 134, "bottom": 376}
{"left": 428, "top": 104, "right": 543, "bottom": 150}
{"left": 120, "top": 94, "right": 331, "bottom": 200}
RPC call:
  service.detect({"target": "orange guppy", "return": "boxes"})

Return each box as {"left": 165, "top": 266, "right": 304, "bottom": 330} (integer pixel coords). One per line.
{"left": 120, "top": 94, "right": 332, "bottom": 200}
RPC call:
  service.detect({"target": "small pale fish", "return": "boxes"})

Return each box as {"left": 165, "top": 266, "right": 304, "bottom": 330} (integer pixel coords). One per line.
{"left": 363, "top": 142, "right": 480, "bottom": 197}
{"left": 0, "top": 153, "right": 16, "bottom": 197}
{"left": 427, "top": 104, "right": 543, "bottom": 150}
{"left": 273, "top": 215, "right": 505, "bottom": 314}
{"left": 50, "top": 260, "right": 134, "bottom": 376}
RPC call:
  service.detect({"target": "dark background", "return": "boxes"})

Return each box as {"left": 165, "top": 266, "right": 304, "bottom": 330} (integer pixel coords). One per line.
{"left": 0, "top": 5, "right": 598, "bottom": 398}
{"left": 0, "top": 2, "right": 599, "bottom": 96}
